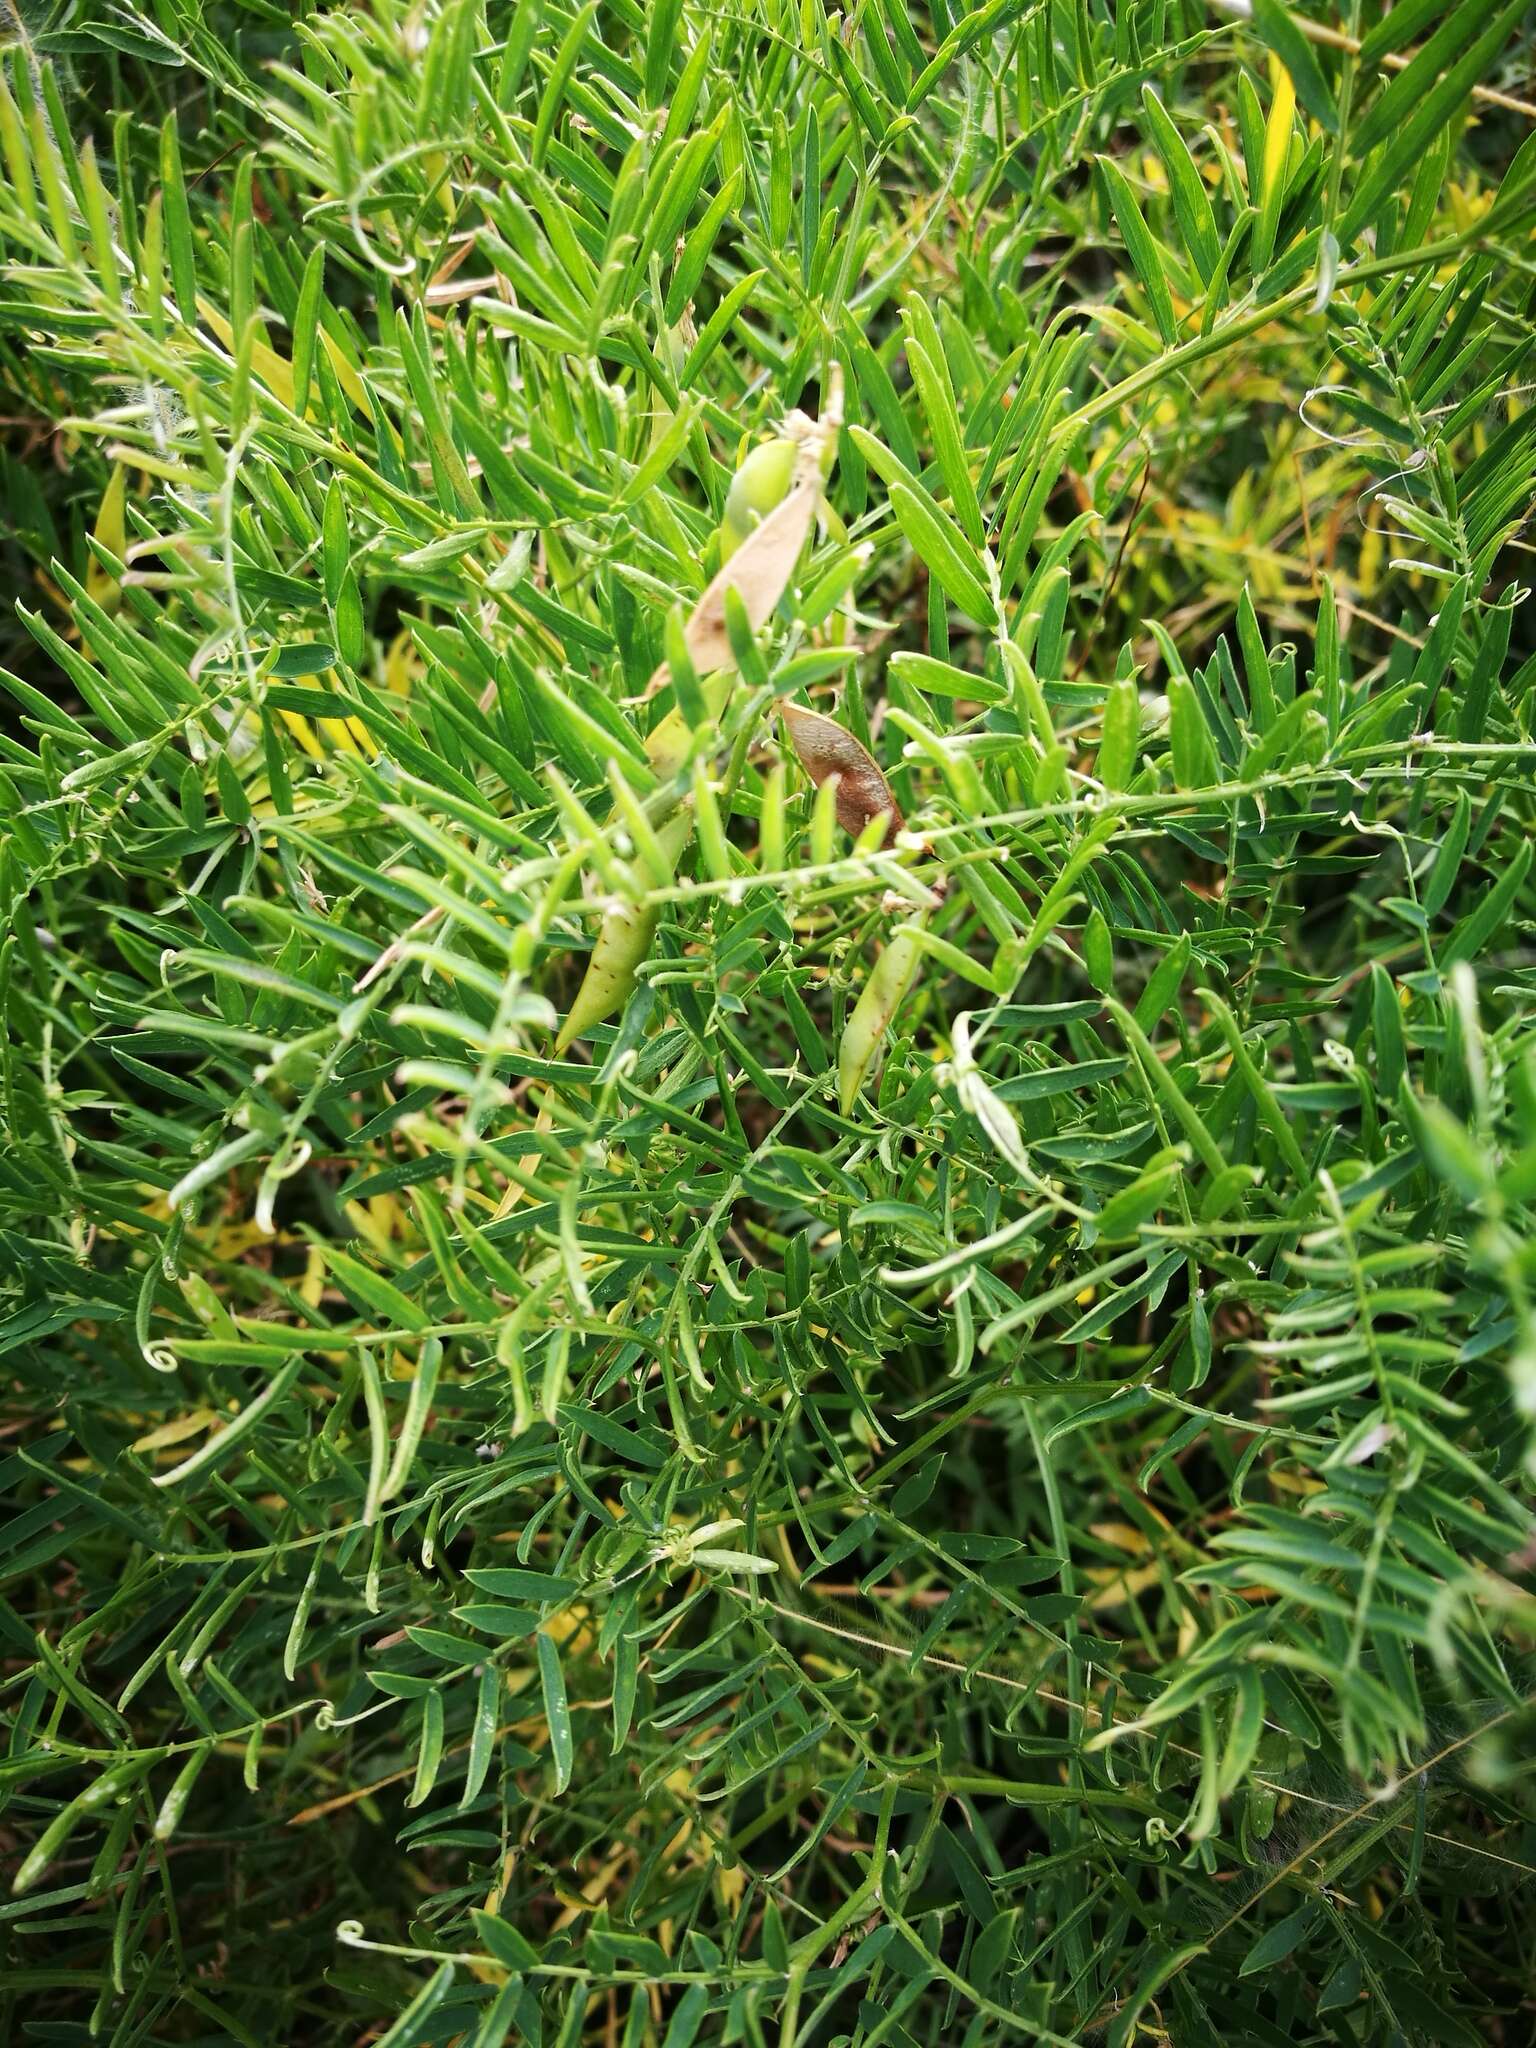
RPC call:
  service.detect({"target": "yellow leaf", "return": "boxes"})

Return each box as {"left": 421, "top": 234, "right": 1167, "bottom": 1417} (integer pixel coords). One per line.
{"left": 197, "top": 296, "right": 295, "bottom": 409}
{"left": 1089, "top": 1563, "right": 1162, "bottom": 1610}
{"left": 319, "top": 714, "right": 374, "bottom": 757}
{"left": 278, "top": 709, "right": 326, "bottom": 761}
{"left": 383, "top": 627, "right": 421, "bottom": 697}
{"left": 342, "top": 1194, "right": 396, "bottom": 1254}
{"left": 132, "top": 1408, "right": 220, "bottom": 1453}
{"left": 197, "top": 296, "right": 373, "bottom": 420}
{"left": 1261, "top": 56, "right": 1296, "bottom": 215}
{"left": 299, "top": 1243, "right": 327, "bottom": 1308}
{"left": 541, "top": 1602, "right": 591, "bottom": 1647}
{"left": 86, "top": 463, "right": 127, "bottom": 614}
{"left": 1268, "top": 1467, "right": 1323, "bottom": 1496}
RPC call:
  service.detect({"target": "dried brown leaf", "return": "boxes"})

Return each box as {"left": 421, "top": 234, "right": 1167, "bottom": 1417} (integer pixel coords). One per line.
{"left": 680, "top": 465, "right": 822, "bottom": 674}
{"left": 645, "top": 368, "right": 843, "bottom": 700}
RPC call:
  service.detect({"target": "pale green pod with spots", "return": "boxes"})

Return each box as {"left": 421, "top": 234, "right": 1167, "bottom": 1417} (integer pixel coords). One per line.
{"left": 838, "top": 921, "right": 925, "bottom": 1114}
{"left": 153, "top": 1745, "right": 211, "bottom": 1841}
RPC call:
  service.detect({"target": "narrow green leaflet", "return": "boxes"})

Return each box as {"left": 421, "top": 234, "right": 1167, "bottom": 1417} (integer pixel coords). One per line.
{"left": 4, "top": 1, "right": 1535, "bottom": 2042}
{"left": 1097, "top": 154, "right": 1180, "bottom": 345}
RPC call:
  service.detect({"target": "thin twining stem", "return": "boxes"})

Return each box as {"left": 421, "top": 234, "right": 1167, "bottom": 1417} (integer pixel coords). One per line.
{"left": 743, "top": 1589, "right": 1536, "bottom": 1880}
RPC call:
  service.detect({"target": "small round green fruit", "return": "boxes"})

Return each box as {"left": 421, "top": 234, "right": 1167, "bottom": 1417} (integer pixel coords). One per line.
{"left": 719, "top": 436, "right": 799, "bottom": 559}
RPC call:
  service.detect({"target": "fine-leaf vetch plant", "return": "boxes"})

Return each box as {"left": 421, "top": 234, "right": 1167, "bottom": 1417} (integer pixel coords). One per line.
{"left": 2, "top": 0, "right": 1536, "bottom": 2041}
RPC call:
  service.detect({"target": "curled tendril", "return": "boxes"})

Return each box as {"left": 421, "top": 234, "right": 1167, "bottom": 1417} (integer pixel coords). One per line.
{"left": 254, "top": 1139, "right": 312, "bottom": 1235}
{"left": 332, "top": 1921, "right": 465, "bottom": 1970}
{"left": 1298, "top": 382, "right": 1397, "bottom": 452}
{"left": 274, "top": 1139, "right": 313, "bottom": 1180}
{"left": 1323, "top": 1037, "right": 1357, "bottom": 1077}
{"left": 330, "top": 137, "right": 473, "bottom": 280}
{"left": 315, "top": 1695, "right": 396, "bottom": 1733}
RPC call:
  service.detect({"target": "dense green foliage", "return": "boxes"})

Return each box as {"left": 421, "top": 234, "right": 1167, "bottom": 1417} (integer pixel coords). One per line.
{"left": 4, "top": 0, "right": 1536, "bottom": 2040}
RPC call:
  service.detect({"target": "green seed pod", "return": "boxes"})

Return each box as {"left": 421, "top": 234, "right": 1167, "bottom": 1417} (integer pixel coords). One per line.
{"left": 647, "top": 371, "right": 844, "bottom": 706}
{"left": 719, "top": 411, "right": 840, "bottom": 561}
{"left": 555, "top": 809, "right": 694, "bottom": 1051}
{"left": 10, "top": 1759, "right": 147, "bottom": 1897}
{"left": 720, "top": 436, "right": 798, "bottom": 560}
{"left": 644, "top": 672, "right": 733, "bottom": 783}
{"left": 838, "top": 922, "right": 924, "bottom": 1115}
{"left": 153, "top": 1745, "right": 211, "bottom": 1841}
{"left": 1082, "top": 905, "right": 1113, "bottom": 993}
{"left": 562, "top": 373, "right": 848, "bottom": 1047}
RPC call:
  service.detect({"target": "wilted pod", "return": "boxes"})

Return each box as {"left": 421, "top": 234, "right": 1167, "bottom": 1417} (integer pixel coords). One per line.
{"left": 779, "top": 702, "right": 902, "bottom": 847}
{"left": 838, "top": 920, "right": 925, "bottom": 1115}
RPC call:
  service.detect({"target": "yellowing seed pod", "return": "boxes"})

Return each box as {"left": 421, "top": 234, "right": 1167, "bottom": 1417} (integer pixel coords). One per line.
{"left": 644, "top": 673, "right": 733, "bottom": 782}
{"left": 838, "top": 922, "right": 924, "bottom": 1114}
{"left": 554, "top": 808, "right": 695, "bottom": 1051}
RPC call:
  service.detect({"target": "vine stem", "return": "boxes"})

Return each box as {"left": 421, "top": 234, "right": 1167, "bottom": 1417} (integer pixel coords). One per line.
{"left": 1206, "top": 0, "right": 1536, "bottom": 120}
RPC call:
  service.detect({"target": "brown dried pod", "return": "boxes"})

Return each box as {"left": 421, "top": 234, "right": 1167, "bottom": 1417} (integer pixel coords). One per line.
{"left": 778, "top": 702, "right": 902, "bottom": 847}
